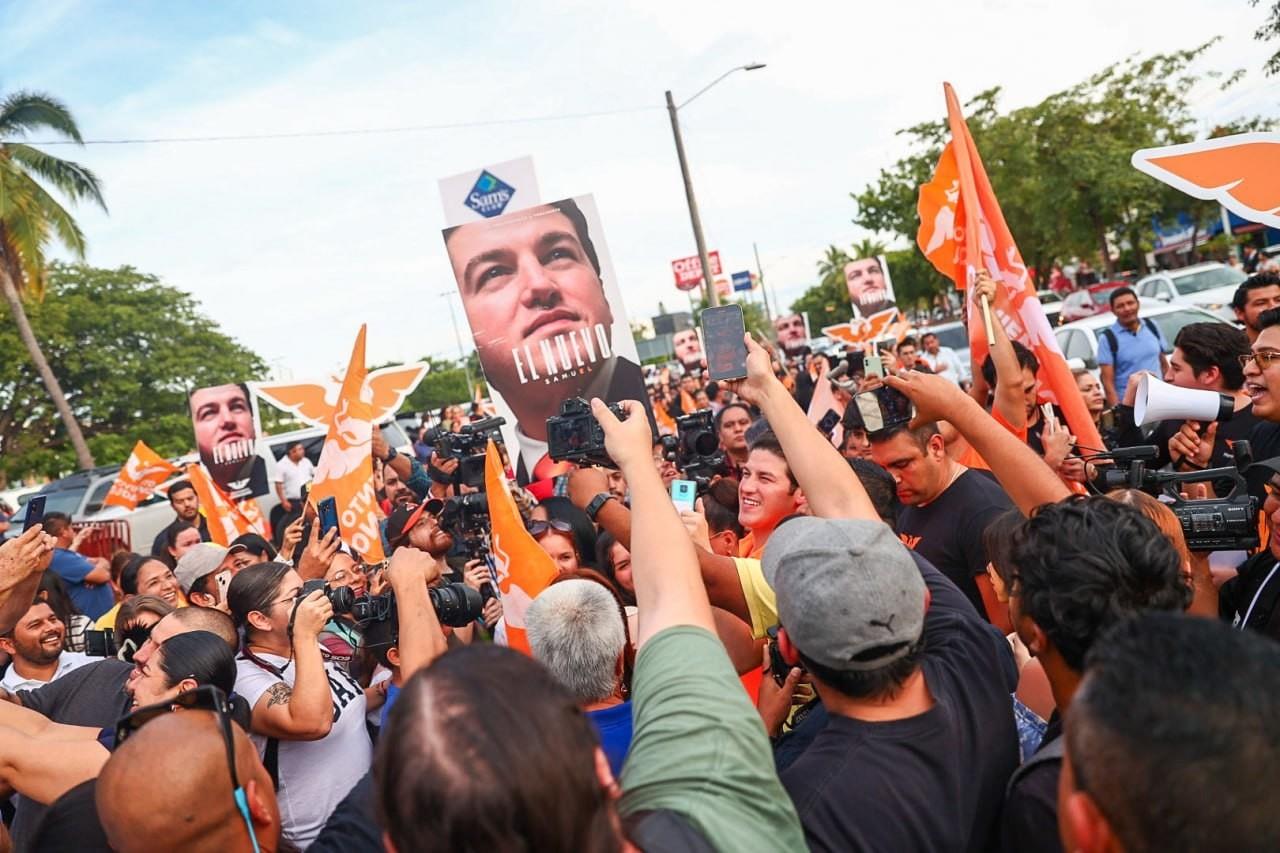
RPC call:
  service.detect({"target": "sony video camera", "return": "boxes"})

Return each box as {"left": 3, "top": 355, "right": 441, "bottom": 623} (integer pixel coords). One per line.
{"left": 1090, "top": 442, "right": 1259, "bottom": 552}
{"left": 658, "top": 409, "right": 728, "bottom": 490}
{"left": 547, "top": 397, "right": 627, "bottom": 469}
{"left": 425, "top": 416, "right": 507, "bottom": 489}
{"left": 349, "top": 583, "right": 485, "bottom": 629}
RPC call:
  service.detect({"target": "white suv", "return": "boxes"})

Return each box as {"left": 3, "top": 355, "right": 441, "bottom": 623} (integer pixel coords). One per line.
{"left": 1134, "top": 262, "right": 1247, "bottom": 321}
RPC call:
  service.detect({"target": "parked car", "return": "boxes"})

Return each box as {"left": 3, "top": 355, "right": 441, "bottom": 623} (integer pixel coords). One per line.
{"left": 1134, "top": 262, "right": 1247, "bottom": 321}
{"left": 1053, "top": 302, "right": 1229, "bottom": 372}
{"left": 1058, "top": 281, "right": 1132, "bottom": 323}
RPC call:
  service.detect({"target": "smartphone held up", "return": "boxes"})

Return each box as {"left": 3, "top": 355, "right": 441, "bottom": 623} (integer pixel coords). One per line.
{"left": 701, "top": 304, "right": 748, "bottom": 382}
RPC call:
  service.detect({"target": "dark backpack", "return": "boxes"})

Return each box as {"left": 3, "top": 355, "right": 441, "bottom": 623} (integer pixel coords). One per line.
{"left": 1100, "top": 317, "right": 1161, "bottom": 362}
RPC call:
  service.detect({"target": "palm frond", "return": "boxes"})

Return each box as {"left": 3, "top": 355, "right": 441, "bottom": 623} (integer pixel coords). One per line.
{"left": 0, "top": 91, "right": 83, "bottom": 142}
{"left": 0, "top": 214, "right": 49, "bottom": 299}
{"left": 9, "top": 169, "right": 87, "bottom": 257}
{"left": 6, "top": 143, "right": 106, "bottom": 211}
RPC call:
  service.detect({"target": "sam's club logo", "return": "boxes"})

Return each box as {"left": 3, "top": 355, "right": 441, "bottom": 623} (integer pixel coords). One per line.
{"left": 465, "top": 170, "right": 515, "bottom": 218}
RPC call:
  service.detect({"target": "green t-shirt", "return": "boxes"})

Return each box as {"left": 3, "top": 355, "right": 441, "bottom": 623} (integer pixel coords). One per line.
{"left": 620, "top": 626, "right": 805, "bottom": 852}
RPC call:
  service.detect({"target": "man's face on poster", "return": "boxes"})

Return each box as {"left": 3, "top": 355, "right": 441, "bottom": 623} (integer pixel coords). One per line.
{"left": 673, "top": 328, "right": 703, "bottom": 369}
{"left": 446, "top": 204, "right": 614, "bottom": 395}
{"left": 190, "top": 384, "right": 256, "bottom": 481}
{"left": 844, "top": 257, "right": 888, "bottom": 308}
{"left": 774, "top": 314, "right": 807, "bottom": 350}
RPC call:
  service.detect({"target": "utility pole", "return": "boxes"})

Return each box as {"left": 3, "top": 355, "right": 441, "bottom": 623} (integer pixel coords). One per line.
{"left": 439, "top": 290, "right": 474, "bottom": 392}
{"left": 753, "top": 241, "right": 773, "bottom": 322}
{"left": 666, "top": 89, "right": 719, "bottom": 308}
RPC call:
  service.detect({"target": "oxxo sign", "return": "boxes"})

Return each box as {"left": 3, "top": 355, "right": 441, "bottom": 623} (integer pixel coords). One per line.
{"left": 671, "top": 251, "right": 722, "bottom": 291}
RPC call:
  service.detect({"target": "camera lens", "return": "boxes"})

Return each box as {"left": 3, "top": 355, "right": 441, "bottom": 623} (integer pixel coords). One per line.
{"left": 428, "top": 583, "right": 485, "bottom": 627}
{"left": 328, "top": 585, "right": 355, "bottom": 615}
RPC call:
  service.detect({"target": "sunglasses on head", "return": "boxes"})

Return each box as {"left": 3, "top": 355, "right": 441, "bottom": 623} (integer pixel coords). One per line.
{"left": 527, "top": 518, "right": 573, "bottom": 539}
{"left": 115, "top": 685, "right": 261, "bottom": 853}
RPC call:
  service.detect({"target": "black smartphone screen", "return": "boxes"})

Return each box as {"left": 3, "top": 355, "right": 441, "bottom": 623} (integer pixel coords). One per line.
{"left": 702, "top": 304, "right": 748, "bottom": 381}
{"left": 293, "top": 519, "right": 314, "bottom": 564}
{"left": 23, "top": 495, "right": 47, "bottom": 532}
{"left": 317, "top": 497, "right": 340, "bottom": 538}
{"left": 817, "top": 409, "right": 840, "bottom": 436}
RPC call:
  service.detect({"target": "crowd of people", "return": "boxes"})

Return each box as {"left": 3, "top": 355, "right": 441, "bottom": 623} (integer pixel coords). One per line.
{"left": 0, "top": 269, "right": 1278, "bottom": 851}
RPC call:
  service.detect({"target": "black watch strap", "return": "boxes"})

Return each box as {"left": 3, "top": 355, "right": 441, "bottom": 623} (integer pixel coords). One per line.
{"left": 585, "top": 492, "right": 614, "bottom": 521}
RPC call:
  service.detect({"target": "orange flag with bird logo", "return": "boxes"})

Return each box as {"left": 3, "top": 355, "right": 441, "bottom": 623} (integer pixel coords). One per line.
{"left": 917, "top": 83, "right": 1103, "bottom": 454}
{"left": 187, "top": 463, "right": 266, "bottom": 545}
{"left": 483, "top": 439, "right": 558, "bottom": 654}
{"left": 1132, "top": 133, "right": 1280, "bottom": 229}
{"left": 104, "top": 441, "right": 180, "bottom": 510}
{"left": 255, "top": 362, "right": 428, "bottom": 430}
{"left": 309, "top": 326, "right": 385, "bottom": 562}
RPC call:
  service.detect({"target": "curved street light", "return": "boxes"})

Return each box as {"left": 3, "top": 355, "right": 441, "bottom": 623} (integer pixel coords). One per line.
{"left": 665, "top": 63, "right": 766, "bottom": 307}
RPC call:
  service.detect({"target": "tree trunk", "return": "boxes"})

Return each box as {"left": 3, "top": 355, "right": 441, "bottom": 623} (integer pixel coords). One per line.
{"left": 1096, "top": 223, "right": 1114, "bottom": 278}
{"left": 0, "top": 269, "right": 95, "bottom": 470}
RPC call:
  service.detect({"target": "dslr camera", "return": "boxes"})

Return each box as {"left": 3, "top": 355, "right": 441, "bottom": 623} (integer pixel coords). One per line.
{"left": 440, "top": 492, "right": 491, "bottom": 560}
{"left": 658, "top": 409, "right": 728, "bottom": 489}
{"left": 425, "top": 416, "right": 507, "bottom": 489}
{"left": 1091, "top": 442, "right": 1259, "bottom": 551}
{"left": 291, "top": 579, "right": 357, "bottom": 626}
{"left": 547, "top": 397, "right": 627, "bottom": 469}
{"left": 349, "top": 583, "right": 485, "bottom": 629}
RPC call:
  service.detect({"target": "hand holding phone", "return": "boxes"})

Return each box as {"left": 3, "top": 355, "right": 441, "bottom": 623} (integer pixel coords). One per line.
{"left": 317, "top": 497, "right": 340, "bottom": 538}
{"left": 22, "top": 495, "right": 47, "bottom": 533}
{"left": 702, "top": 305, "right": 748, "bottom": 382}
{"left": 670, "top": 479, "right": 697, "bottom": 514}
{"left": 863, "top": 356, "right": 884, "bottom": 379}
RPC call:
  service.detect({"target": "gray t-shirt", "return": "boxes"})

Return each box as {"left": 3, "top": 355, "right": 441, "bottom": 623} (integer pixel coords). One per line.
{"left": 11, "top": 659, "right": 132, "bottom": 850}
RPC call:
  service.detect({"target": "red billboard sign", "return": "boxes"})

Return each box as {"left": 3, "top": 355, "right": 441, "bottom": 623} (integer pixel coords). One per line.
{"left": 671, "top": 251, "right": 722, "bottom": 291}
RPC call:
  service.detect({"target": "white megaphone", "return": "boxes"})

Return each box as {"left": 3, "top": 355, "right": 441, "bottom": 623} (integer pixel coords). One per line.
{"left": 1133, "top": 373, "right": 1235, "bottom": 427}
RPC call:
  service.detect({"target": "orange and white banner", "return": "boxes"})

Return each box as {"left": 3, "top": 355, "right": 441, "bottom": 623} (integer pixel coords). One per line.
{"left": 484, "top": 439, "right": 558, "bottom": 654}
{"left": 821, "top": 308, "right": 912, "bottom": 348}
{"left": 187, "top": 463, "right": 266, "bottom": 545}
{"left": 806, "top": 358, "right": 845, "bottom": 447}
{"left": 310, "top": 326, "right": 384, "bottom": 563}
{"left": 254, "top": 363, "right": 428, "bottom": 431}
{"left": 103, "top": 441, "right": 180, "bottom": 510}
{"left": 1132, "top": 132, "right": 1280, "bottom": 230}
{"left": 917, "top": 83, "right": 1103, "bottom": 453}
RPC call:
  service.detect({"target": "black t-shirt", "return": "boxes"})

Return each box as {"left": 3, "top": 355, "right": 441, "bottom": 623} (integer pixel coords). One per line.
{"left": 1000, "top": 715, "right": 1063, "bottom": 853}
{"left": 780, "top": 558, "right": 1020, "bottom": 852}
{"left": 30, "top": 779, "right": 110, "bottom": 852}
{"left": 897, "top": 469, "right": 1014, "bottom": 616}
{"left": 12, "top": 659, "right": 132, "bottom": 852}
{"left": 1220, "top": 549, "right": 1280, "bottom": 643}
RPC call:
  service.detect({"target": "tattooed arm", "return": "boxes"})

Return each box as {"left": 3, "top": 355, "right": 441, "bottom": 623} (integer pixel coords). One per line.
{"left": 246, "top": 591, "right": 336, "bottom": 741}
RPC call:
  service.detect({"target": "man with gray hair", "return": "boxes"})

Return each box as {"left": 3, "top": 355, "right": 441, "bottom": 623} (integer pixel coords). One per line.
{"left": 526, "top": 578, "right": 632, "bottom": 775}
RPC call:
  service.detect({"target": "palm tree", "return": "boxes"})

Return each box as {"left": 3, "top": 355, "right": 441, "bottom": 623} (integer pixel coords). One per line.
{"left": 850, "top": 237, "right": 887, "bottom": 260}
{"left": 0, "top": 92, "right": 106, "bottom": 470}
{"left": 816, "top": 245, "right": 851, "bottom": 290}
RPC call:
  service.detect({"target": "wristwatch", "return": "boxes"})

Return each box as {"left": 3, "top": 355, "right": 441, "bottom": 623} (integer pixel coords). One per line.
{"left": 585, "top": 492, "right": 614, "bottom": 521}
{"left": 383, "top": 446, "right": 398, "bottom": 463}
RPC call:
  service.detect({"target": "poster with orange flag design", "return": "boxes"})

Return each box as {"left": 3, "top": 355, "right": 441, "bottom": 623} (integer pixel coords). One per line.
{"left": 1132, "top": 133, "right": 1280, "bottom": 229}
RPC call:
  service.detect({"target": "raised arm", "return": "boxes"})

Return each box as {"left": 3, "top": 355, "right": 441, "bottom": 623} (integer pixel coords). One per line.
{"left": 248, "top": 592, "right": 335, "bottom": 741}
{"left": 386, "top": 546, "right": 448, "bottom": 681}
{"left": 591, "top": 399, "right": 715, "bottom": 647}
{"left": 884, "top": 371, "right": 1071, "bottom": 515}
{"left": 973, "top": 272, "right": 1027, "bottom": 432}
{"left": 728, "top": 335, "right": 879, "bottom": 522}
{"left": 0, "top": 526, "right": 55, "bottom": 635}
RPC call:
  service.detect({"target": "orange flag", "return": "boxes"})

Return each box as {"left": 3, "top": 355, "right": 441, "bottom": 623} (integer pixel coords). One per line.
{"left": 187, "top": 463, "right": 266, "bottom": 545}
{"left": 820, "top": 308, "right": 911, "bottom": 347}
{"left": 484, "top": 439, "right": 558, "bottom": 654}
{"left": 310, "top": 326, "right": 384, "bottom": 562}
{"left": 917, "top": 83, "right": 1104, "bottom": 453}
{"left": 104, "top": 441, "right": 180, "bottom": 510}
{"left": 1132, "top": 133, "right": 1280, "bottom": 229}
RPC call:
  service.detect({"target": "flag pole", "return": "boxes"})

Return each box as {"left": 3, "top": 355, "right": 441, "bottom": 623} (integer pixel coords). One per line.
{"left": 944, "top": 83, "right": 996, "bottom": 348}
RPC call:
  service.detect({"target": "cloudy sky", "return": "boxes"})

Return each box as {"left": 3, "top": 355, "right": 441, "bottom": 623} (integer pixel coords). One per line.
{"left": 5, "top": 0, "right": 1277, "bottom": 378}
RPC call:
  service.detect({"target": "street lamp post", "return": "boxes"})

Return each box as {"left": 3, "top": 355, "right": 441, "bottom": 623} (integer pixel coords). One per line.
{"left": 438, "top": 290, "right": 474, "bottom": 393}
{"left": 665, "top": 62, "right": 765, "bottom": 309}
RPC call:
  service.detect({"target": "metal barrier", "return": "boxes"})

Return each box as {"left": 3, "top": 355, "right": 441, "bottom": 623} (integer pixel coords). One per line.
{"left": 71, "top": 520, "right": 131, "bottom": 559}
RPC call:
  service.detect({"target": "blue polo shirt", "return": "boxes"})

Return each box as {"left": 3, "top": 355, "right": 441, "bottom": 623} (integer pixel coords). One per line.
{"left": 1096, "top": 318, "right": 1167, "bottom": 400}
{"left": 49, "top": 548, "right": 114, "bottom": 620}
{"left": 586, "top": 700, "right": 634, "bottom": 776}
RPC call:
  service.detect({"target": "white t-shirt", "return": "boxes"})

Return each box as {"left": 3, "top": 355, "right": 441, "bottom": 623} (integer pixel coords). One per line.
{"left": 921, "top": 346, "right": 966, "bottom": 384}
{"left": 0, "top": 651, "right": 94, "bottom": 692}
{"left": 274, "top": 456, "right": 315, "bottom": 500}
{"left": 235, "top": 651, "right": 370, "bottom": 848}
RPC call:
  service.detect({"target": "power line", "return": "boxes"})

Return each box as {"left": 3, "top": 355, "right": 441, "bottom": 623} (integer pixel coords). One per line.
{"left": 10, "top": 104, "right": 662, "bottom": 146}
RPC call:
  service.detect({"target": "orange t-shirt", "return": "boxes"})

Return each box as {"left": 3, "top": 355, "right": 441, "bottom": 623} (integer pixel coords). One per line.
{"left": 953, "top": 408, "right": 1027, "bottom": 471}
{"left": 738, "top": 532, "right": 766, "bottom": 560}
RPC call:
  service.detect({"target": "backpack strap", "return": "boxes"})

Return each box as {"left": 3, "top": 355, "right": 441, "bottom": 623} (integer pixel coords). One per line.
{"left": 1101, "top": 329, "right": 1118, "bottom": 361}
{"left": 1006, "top": 731, "right": 1066, "bottom": 799}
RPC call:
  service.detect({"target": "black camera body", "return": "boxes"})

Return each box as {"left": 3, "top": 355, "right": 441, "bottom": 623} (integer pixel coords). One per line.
{"left": 440, "top": 492, "right": 491, "bottom": 559}
{"left": 427, "top": 417, "right": 507, "bottom": 489}
{"left": 350, "top": 582, "right": 485, "bottom": 629}
{"left": 295, "top": 579, "right": 357, "bottom": 619}
{"left": 663, "top": 409, "right": 728, "bottom": 488}
{"left": 547, "top": 397, "right": 626, "bottom": 469}
{"left": 1091, "top": 442, "right": 1260, "bottom": 552}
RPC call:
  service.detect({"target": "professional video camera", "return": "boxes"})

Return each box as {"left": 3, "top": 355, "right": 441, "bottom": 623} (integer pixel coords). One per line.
{"left": 440, "top": 491, "right": 490, "bottom": 560}
{"left": 424, "top": 416, "right": 507, "bottom": 489}
{"left": 1089, "top": 442, "right": 1259, "bottom": 552}
{"left": 658, "top": 409, "right": 729, "bottom": 489}
{"left": 348, "top": 583, "right": 485, "bottom": 629}
{"left": 546, "top": 397, "right": 627, "bottom": 469}
{"left": 84, "top": 622, "right": 154, "bottom": 662}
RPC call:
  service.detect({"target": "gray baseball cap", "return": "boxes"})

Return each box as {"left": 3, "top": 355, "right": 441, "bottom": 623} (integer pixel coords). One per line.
{"left": 762, "top": 517, "right": 926, "bottom": 672}
{"left": 174, "top": 542, "right": 232, "bottom": 594}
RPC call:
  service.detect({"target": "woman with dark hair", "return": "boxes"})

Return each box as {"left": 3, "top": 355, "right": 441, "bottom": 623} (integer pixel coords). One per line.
{"left": 95, "top": 555, "right": 185, "bottom": 630}
{"left": 36, "top": 571, "right": 91, "bottom": 653}
{"left": 0, "top": 630, "right": 236, "bottom": 806}
{"left": 594, "top": 530, "right": 636, "bottom": 608}
{"left": 531, "top": 496, "right": 599, "bottom": 569}
{"left": 161, "top": 522, "right": 202, "bottom": 570}
{"left": 229, "top": 562, "right": 370, "bottom": 848}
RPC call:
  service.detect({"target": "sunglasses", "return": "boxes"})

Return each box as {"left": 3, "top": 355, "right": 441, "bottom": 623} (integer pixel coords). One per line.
{"left": 527, "top": 518, "right": 573, "bottom": 539}
{"left": 115, "top": 686, "right": 261, "bottom": 853}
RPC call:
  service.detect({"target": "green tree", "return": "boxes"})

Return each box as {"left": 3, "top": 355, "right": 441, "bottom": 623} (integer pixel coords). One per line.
{"left": 850, "top": 238, "right": 887, "bottom": 260}
{"left": 1254, "top": 0, "right": 1280, "bottom": 75}
{"left": 398, "top": 356, "right": 477, "bottom": 416}
{"left": 0, "top": 263, "right": 266, "bottom": 481}
{"left": 0, "top": 91, "right": 106, "bottom": 470}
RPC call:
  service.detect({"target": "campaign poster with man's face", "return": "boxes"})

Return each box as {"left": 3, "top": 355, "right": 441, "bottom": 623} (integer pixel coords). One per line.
{"left": 442, "top": 195, "right": 651, "bottom": 483}
{"left": 672, "top": 326, "right": 705, "bottom": 372}
{"left": 844, "top": 255, "right": 897, "bottom": 318}
{"left": 189, "top": 382, "right": 268, "bottom": 500}
{"left": 773, "top": 313, "right": 811, "bottom": 354}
